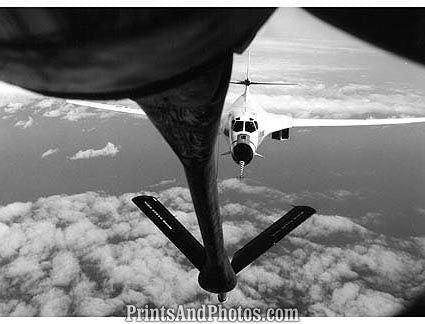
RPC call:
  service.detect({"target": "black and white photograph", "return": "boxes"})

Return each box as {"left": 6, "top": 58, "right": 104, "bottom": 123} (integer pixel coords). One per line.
{"left": 0, "top": 5, "right": 425, "bottom": 319}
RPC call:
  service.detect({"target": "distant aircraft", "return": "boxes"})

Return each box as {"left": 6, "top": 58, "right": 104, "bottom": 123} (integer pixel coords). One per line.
{"left": 220, "top": 52, "right": 425, "bottom": 178}
{"left": 68, "top": 51, "right": 425, "bottom": 180}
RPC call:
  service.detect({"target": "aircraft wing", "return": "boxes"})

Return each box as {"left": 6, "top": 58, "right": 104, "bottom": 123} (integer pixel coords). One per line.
{"left": 292, "top": 117, "right": 425, "bottom": 127}
{"left": 261, "top": 112, "right": 425, "bottom": 138}
{"left": 66, "top": 100, "right": 146, "bottom": 116}
{"left": 260, "top": 112, "right": 294, "bottom": 137}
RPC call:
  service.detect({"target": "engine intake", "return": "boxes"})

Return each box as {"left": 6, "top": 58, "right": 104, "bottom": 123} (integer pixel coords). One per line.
{"left": 232, "top": 143, "right": 253, "bottom": 165}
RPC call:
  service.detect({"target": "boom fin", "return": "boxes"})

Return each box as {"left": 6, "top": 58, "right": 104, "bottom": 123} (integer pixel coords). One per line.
{"left": 231, "top": 206, "right": 315, "bottom": 274}
{"left": 132, "top": 195, "right": 205, "bottom": 270}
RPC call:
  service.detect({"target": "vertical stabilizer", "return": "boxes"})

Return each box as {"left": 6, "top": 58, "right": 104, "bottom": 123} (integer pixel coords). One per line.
{"left": 229, "top": 48, "right": 297, "bottom": 88}
{"left": 243, "top": 48, "right": 251, "bottom": 101}
{"left": 246, "top": 48, "right": 251, "bottom": 81}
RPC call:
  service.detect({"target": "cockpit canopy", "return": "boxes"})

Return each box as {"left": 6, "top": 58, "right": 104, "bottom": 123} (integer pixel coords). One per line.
{"left": 233, "top": 120, "right": 244, "bottom": 132}
{"left": 232, "top": 117, "right": 258, "bottom": 133}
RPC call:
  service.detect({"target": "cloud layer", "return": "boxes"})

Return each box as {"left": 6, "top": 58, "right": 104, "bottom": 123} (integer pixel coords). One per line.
{"left": 225, "top": 81, "right": 425, "bottom": 121}
{"left": 68, "top": 142, "right": 119, "bottom": 160}
{"left": 1, "top": 98, "right": 146, "bottom": 130}
{"left": 0, "top": 180, "right": 424, "bottom": 316}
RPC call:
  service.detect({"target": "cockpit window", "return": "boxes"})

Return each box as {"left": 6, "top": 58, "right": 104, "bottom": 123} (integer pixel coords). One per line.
{"left": 233, "top": 121, "right": 244, "bottom": 132}
{"left": 245, "top": 121, "right": 256, "bottom": 133}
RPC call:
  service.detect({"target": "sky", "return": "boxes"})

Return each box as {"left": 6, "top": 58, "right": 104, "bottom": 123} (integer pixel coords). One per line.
{"left": 1, "top": 8, "right": 425, "bottom": 316}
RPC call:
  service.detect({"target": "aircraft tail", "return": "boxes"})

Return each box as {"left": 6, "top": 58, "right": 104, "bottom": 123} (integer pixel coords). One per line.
{"left": 246, "top": 48, "right": 251, "bottom": 81}
{"left": 229, "top": 49, "right": 298, "bottom": 87}
{"left": 229, "top": 80, "right": 299, "bottom": 86}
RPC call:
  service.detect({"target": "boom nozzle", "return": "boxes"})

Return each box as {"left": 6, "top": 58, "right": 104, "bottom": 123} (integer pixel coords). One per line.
{"left": 218, "top": 293, "right": 228, "bottom": 303}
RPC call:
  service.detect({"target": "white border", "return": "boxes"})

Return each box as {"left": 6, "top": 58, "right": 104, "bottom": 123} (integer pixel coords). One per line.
{"left": 0, "top": 1, "right": 424, "bottom": 322}
{"left": 1, "top": 317, "right": 425, "bottom": 323}
{"left": 0, "top": 0, "right": 425, "bottom": 7}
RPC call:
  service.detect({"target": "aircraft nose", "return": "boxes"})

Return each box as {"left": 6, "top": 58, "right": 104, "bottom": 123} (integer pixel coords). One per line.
{"left": 232, "top": 143, "right": 254, "bottom": 165}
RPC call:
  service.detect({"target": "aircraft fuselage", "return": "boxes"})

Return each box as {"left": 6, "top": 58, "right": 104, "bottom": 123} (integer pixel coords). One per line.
{"left": 222, "top": 87, "right": 276, "bottom": 176}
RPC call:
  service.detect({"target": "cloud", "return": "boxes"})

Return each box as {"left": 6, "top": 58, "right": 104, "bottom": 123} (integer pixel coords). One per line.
{"left": 68, "top": 142, "right": 119, "bottom": 160}
{"left": 292, "top": 214, "right": 370, "bottom": 240}
{"left": 35, "top": 99, "right": 55, "bottom": 109}
{"left": 3, "top": 103, "right": 24, "bottom": 114}
{"left": 359, "top": 212, "right": 384, "bottom": 227}
{"left": 219, "top": 178, "right": 297, "bottom": 203}
{"left": 416, "top": 208, "right": 425, "bottom": 216}
{"left": 302, "top": 189, "right": 360, "bottom": 202}
{"left": 330, "top": 189, "right": 355, "bottom": 200}
{"left": 0, "top": 201, "right": 32, "bottom": 223}
{"left": 251, "top": 90, "right": 425, "bottom": 119}
{"left": 310, "top": 282, "right": 403, "bottom": 316}
{"left": 50, "top": 251, "right": 81, "bottom": 287}
{"left": 42, "top": 105, "right": 99, "bottom": 121}
{"left": 148, "top": 179, "right": 177, "bottom": 188}
{"left": 14, "top": 116, "right": 34, "bottom": 129}
{"left": 253, "top": 37, "right": 375, "bottom": 57}
{"left": 0, "top": 181, "right": 424, "bottom": 316}
{"left": 41, "top": 148, "right": 59, "bottom": 159}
